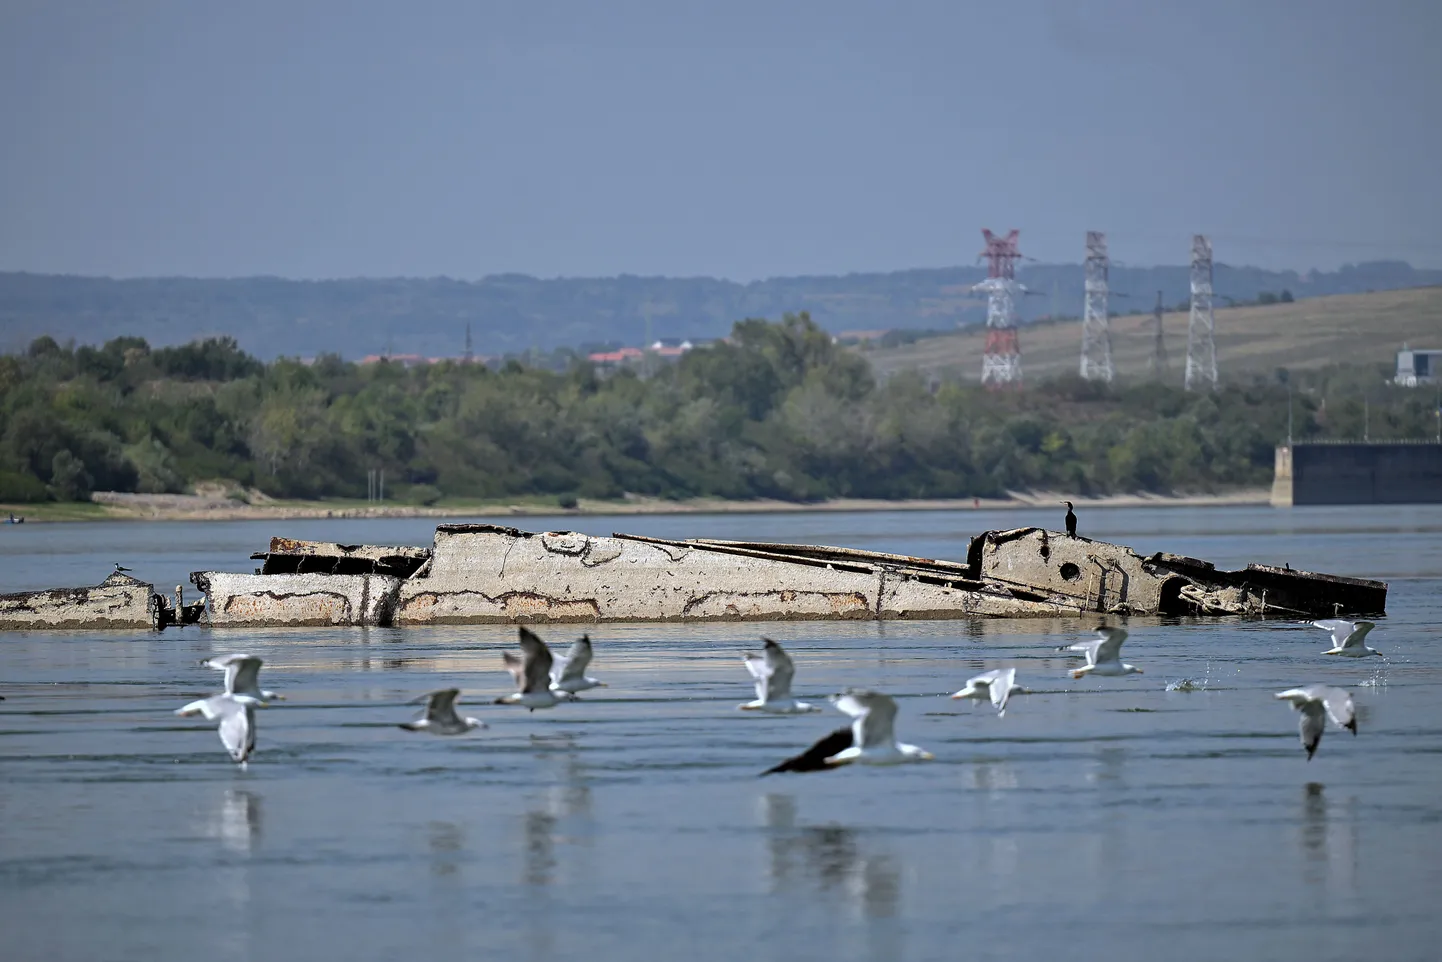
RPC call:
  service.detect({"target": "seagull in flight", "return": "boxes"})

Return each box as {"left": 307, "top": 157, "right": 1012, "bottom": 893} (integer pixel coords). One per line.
{"left": 740, "top": 639, "right": 821, "bottom": 714}
{"left": 203, "top": 653, "right": 283, "bottom": 703}
{"left": 1275, "top": 685, "right": 1357, "bottom": 760}
{"left": 951, "top": 668, "right": 1023, "bottom": 716}
{"left": 496, "top": 627, "right": 562, "bottom": 711}
{"left": 1066, "top": 626, "right": 1143, "bottom": 679}
{"left": 550, "top": 635, "right": 606, "bottom": 700}
{"left": 400, "top": 688, "right": 487, "bottom": 735}
{"left": 761, "top": 689, "right": 933, "bottom": 774}
{"left": 175, "top": 692, "right": 261, "bottom": 766}
{"left": 1311, "top": 619, "right": 1382, "bottom": 658}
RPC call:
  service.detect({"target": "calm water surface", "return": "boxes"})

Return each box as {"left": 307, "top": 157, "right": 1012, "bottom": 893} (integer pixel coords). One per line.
{"left": 2, "top": 506, "right": 1440, "bottom": 962}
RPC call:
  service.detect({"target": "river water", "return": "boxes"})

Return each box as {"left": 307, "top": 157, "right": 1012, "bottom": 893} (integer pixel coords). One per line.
{"left": 2, "top": 505, "right": 1440, "bottom": 962}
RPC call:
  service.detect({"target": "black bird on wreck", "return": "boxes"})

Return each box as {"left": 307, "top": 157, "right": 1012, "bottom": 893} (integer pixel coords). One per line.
{"left": 1061, "top": 501, "right": 1078, "bottom": 538}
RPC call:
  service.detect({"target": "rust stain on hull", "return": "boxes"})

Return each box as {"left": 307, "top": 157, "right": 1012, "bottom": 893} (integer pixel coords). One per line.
{"left": 220, "top": 590, "right": 356, "bottom": 627}
{"left": 680, "top": 590, "right": 872, "bottom": 621}
{"left": 399, "top": 590, "right": 603, "bottom": 624}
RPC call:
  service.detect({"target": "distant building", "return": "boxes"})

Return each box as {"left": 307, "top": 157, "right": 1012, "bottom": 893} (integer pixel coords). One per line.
{"left": 1395, "top": 345, "right": 1442, "bottom": 386}
{"left": 587, "top": 346, "right": 646, "bottom": 370}
{"left": 648, "top": 338, "right": 693, "bottom": 359}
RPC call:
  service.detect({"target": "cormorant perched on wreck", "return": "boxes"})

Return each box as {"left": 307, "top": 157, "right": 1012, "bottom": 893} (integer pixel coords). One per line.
{"left": 1061, "top": 501, "right": 1078, "bottom": 538}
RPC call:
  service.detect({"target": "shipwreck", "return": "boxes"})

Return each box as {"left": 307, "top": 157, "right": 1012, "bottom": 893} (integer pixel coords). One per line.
{"left": 0, "top": 523, "right": 1386, "bottom": 631}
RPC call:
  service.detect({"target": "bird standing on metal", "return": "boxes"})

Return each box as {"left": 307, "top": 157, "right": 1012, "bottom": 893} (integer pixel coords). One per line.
{"left": 1061, "top": 501, "right": 1078, "bottom": 538}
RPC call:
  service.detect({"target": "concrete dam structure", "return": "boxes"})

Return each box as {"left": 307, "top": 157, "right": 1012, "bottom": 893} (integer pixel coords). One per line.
{"left": 1271, "top": 442, "right": 1442, "bottom": 506}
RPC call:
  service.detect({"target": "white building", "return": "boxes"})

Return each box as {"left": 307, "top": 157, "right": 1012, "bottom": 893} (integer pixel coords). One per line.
{"left": 1395, "top": 346, "right": 1442, "bottom": 386}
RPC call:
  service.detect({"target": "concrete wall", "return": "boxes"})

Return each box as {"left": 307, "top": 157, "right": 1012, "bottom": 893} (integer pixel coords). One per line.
{"left": 1274, "top": 443, "right": 1442, "bottom": 505}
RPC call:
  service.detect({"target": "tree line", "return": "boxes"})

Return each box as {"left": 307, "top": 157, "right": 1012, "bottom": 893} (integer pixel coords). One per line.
{"left": 1, "top": 314, "right": 1435, "bottom": 505}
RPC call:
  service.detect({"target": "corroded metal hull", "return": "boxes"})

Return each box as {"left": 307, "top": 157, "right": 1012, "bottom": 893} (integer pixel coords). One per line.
{"left": 0, "top": 572, "right": 159, "bottom": 630}
{"left": 0, "top": 523, "right": 1388, "bottom": 631}
{"left": 186, "top": 523, "right": 1387, "bottom": 629}
{"left": 198, "top": 525, "right": 1081, "bottom": 628}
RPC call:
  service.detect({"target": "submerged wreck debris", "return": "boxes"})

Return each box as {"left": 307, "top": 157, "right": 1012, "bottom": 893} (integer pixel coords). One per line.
{"left": 0, "top": 570, "right": 162, "bottom": 630}
{"left": 249, "top": 537, "right": 431, "bottom": 578}
{"left": 156, "top": 584, "right": 206, "bottom": 629}
{"left": 968, "top": 527, "right": 1386, "bottom": 618}
{"left": 184, "top": 523, "right": 1384, "bottom": 630}
{"left": 0, "top": 524, "right": 1387, "bottom": 632}
{"left": 0, "top": 569, "right": 207, "bottom": 631}
{"left": 194, "top": 524, "right": 1075, "bottom": 628}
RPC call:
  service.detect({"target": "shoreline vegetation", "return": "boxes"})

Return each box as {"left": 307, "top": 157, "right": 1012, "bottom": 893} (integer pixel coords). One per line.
{"left": 3, "top": 314, "right": 1434, "bottom": 523}
{"left": 2, "top": 487, "right": 1271, "bottom": 523}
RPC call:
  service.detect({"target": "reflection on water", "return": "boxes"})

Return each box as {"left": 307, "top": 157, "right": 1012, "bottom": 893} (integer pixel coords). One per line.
{"left": 546, "top": 755, "right": 594, "bottom": 826}
{"left": 206, "top": 789, "right": 262, "bottom": 855}
{"left": 523, "top": 809, "right": 558, "bottom": 887}
{"left": 758, "top": 794, "right": 901, "bottom": 921}
{"left": 965, "top": 762, "right": 1023, "bottom": 882}
{"left": 201, "top": 790, "right": 261, "bottom": 962}
{"left": 521, "top": 735, "right": 595, "bottom": 889}
{"left": 425, "top": 820, "right": 467, "bottom": 960}
{"left": 1299, "top": 782, "right": 1359, "bottom": 897}
{"left": 428, "top": 821, "right": 464, "bottom": 879}
{"left": 967, "top": 760, "right": 1019, "bottom": 792}
{"left": 1089, "top": 746, "right": 1127, "bottom": 786}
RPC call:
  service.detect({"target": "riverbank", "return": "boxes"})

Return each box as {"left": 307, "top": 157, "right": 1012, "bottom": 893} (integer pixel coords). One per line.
{"left": 0, "top": 487, "right": 1271, "bottom": 523}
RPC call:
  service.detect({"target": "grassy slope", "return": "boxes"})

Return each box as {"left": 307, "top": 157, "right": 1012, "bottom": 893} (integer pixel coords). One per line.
{"left": 862, "top": 286, "right": 1442, "bottom": 382}
{"left": 0, "top": 502, "right": 115, "bottom": 522}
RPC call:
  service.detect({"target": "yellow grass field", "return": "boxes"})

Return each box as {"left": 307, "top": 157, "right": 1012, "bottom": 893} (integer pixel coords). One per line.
{"left": 862, "top": 286, "right": 1442, "bottom": 383}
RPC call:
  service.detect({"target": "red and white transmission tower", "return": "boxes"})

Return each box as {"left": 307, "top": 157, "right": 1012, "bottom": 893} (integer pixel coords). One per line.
{"left": 975, "top": 229, "right": 1024, "bottom": 386}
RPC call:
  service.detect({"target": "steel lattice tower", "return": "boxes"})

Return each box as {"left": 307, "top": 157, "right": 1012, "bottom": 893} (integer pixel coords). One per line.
{"left": 1184, "top": 235, "right": 1217, "bottom": 391}
{"left": 1079, "top": 231, "right": 1113, "bottom": 382}
{"left": 976, "top": 229, "right": 1023, "bottom": 386}
{"left": 1149, "top": 290, "right": 1169, "bottom": 378}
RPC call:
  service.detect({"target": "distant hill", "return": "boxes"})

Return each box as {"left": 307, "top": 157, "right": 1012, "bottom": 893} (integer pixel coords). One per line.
{"left": 2, "top": 260, "right": 1439, "bottom": 360}
{"left": 862, "top": 286, "right": 1442, "bottom": 383}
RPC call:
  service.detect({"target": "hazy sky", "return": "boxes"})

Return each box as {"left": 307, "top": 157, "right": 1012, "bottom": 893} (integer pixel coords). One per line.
{"left": 1, "top": 0, "right": 1439, "bottom": 280}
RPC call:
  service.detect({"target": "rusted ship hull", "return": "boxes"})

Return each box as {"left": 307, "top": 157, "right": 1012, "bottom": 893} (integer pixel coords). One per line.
{"left": 183, "top": 523, "right": 1385, "bottom": 629}
{"left": 0, "top": 572, "right": 160, "bottom": 630}
{"left": 0, "top": 523, "right": 1387, "bottom": 631}
{"left": 194, "top": 524, "right": 1081, "bottom": 628}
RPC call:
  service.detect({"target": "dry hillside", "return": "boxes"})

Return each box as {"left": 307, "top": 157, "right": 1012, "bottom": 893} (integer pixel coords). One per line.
{"left": 861, "top": 286, "right": 1442, "bottom": 382}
